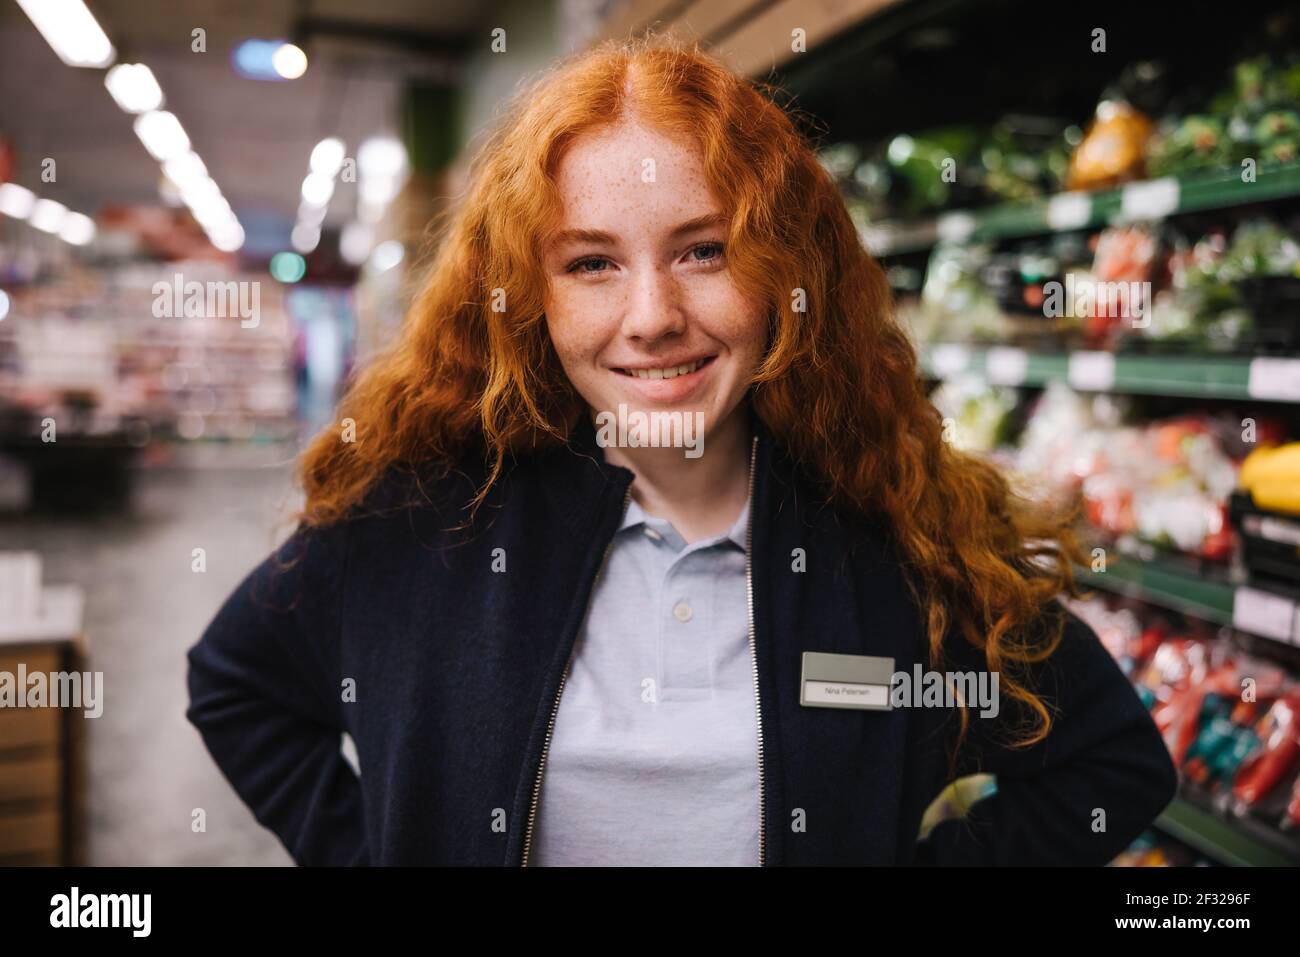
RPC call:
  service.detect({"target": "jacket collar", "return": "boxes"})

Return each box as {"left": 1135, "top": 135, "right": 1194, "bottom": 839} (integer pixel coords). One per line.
{"left": 539, "top": 403, "right": 779, "bottom": 537}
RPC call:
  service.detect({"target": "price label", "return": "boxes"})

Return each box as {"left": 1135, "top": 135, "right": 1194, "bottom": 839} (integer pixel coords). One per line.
{"left": 936, "top": 213, "right": 976, "bottom": 244}
{"left": 1119, "top": 178, "right": 1180, "bottom": 222}
{"left": 1067, "top": 351, "right": 1115, "bottom": 391}
{"left": 985, "top": 347, "right": 1028, "bottom": 385}
{"left": 1247, "top": 358, "right": 1300, "bottom": 402}
{"left": 1233, "top": 586, "right": 1296, "bottom": 643}
{"left": 861, "top": 227, "right": 892, "bottom": 255}
{"left": 1046, "top": 192, "right": 1091, "bottom": 230}
{"left": 929, "top": 344, "right": 969, "bottom": 378}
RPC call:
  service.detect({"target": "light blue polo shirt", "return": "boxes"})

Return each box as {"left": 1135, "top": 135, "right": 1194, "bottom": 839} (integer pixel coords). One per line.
{"left": 531, "top": 490, "right": 761, "bottom": 866}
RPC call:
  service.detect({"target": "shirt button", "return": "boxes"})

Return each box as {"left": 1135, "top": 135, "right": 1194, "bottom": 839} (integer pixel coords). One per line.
{"left": 672, "top": 601, "right": 693, "bottom": 623}
{"left": 644, "top": 527, "right": 662, "bottom": 541}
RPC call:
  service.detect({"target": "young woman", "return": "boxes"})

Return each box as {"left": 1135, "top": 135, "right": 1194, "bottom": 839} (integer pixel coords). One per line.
{"left": 186, "top": 40, "right": 1177, "bottom": 866}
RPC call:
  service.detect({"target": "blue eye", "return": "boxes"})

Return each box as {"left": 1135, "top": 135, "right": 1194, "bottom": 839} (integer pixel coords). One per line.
{"left": 689, "top": 243, "right": 723, "bottom": 263}
{"left": 569, "top": 257, "right": 610, "bottom": 274}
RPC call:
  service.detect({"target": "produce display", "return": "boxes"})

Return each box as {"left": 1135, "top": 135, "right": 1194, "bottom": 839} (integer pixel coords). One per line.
{"left": 930, "top": 379, "right": 1299, "bottom": 568}
{"left": 1066, "top": 100, "right": 1154, "bottom": 192}
{"left": 823, "top": 118, "right": 1078, "bottom": 227}
{"left": 1070, "top": 593, "right": 1300, "bottom": 847}
{"left": 1148, "top": 55, "right": 1300, "bottom": 178}
{"left": 904, "top": 214, "right": 1300, "bottom": 353}
{"left": 818, "top": 4, "right": 1300, "bottom": 873}
{"left": 928, "top": 374, "right": 1021, "bottom": 453}
{"left": 1239, "top": 442, "right": 1300, "bottom": 515}
{"left": 821, "top": 51, "right": 1300, "bottom": 223}
{"left": 1111, "top": 830, "right": 1217, "bottom": 867}
{"left": 1231, "top": 441, "right": 1300, "bottom": 586}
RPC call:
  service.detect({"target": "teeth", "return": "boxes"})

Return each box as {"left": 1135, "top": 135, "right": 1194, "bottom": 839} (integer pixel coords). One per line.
{"left": 626, "top": 359, "right": 705, "bottom": 379}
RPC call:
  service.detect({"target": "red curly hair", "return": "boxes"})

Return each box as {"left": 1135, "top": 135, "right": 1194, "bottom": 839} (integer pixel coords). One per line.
{"left": 297, "top": 38, "right": 1087, "bottom": 755}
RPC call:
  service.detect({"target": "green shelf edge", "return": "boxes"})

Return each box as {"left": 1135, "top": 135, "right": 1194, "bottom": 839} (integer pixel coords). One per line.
{"left": 865, "top": 163, "right": 1300, "bottom": 255}
{"left": 1155, "top": 798, "right": 1298, "bottom": 867}
{"left": 918, "top": 346, "right": 1271, "bottom": 402}
{"left": 1074, "top": 558, "right": 1236, "bottom": 627}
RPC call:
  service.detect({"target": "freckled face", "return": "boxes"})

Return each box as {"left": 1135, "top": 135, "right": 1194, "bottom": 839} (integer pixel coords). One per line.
{"left": 542, "top": 119, "right": 767, "bottom": 438}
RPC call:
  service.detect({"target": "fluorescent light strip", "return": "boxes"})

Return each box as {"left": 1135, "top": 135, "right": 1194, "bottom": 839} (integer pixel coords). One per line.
{"left": 163, "top": 152, "right": 209, "bottom": 192}
{"left": 105, "top": 63, "right": 164, "bottom": 114}
{"left": 292, "top": 138, "right": 348, "bottom": 258}
{"left": 0, "top": 183, "right": 37, "bottom": 219}
{"left": 134, "top": 111, "right": 190, "bottom": 162}
{"left": 60, "top": 212, "right": 96, "bottom": 245}
{"left": 309, "top": 138, "right": 345, "bottom": 177}
{"left": 29, "top": 199, "right": 68, "bottom": 234}
{"left": 16, "top": 0, "right": 115, "bottom": 68}
{"left": 0, "top": 188, "right": 96, "bottom": 245}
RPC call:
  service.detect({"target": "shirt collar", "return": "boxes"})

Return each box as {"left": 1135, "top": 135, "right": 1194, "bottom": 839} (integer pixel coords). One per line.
{"left": 620, "top": 491, "right": 750, "bottom": 551}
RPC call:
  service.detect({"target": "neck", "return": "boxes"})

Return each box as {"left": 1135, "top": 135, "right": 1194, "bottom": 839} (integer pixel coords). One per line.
{"left": 596, "top": 403, "right": 753, "bottom": 543}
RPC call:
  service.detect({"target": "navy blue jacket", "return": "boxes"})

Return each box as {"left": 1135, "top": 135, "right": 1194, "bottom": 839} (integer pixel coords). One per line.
{"left": 185, "top": 412, "right": 1178, "bottom": 865}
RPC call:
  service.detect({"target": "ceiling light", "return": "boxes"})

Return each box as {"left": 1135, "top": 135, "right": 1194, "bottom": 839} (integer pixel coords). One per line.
{"left": 339, "top": 221, "right": 373, "bottom": 265}
{"left": 163, "top": 152, "right": 209, "bottom": 192}
{"left": 59, "top": 211, "right": 96, "bottom": 245}
{"left": 309, "top": 137, "right": 345, "bottom": 177}
{"left": 370, "top": 240, "right": 404, "bottom": 272}
{"left": 0, "top": 183, "right": 37, "bottom": 219}
{"left": 105, "top": 63, "right": 164, "bottom": 113}
{"left": 301, "top": 172, "right": 335, "bottom": 207}
{"left": 291, "top": 222, "right": 321, "bottom": 254}
{"left": 190, "top": 196, "right": 233, "bottom": 228}
{"left": 271, "top": 43, "right": 308, "bottom": 80}
{"left": 358, "top": 137, "right": 407, "bottom": 180}
{"left": 181, "top": 176, "right": 223, "bottom": 208}
{"left": 297, "top": 200, "right": 328, "bottom": 226}
{"left": 134, "top": 111, "right": 191, "bottom": 162}
{"left": 30, "top": 199, "right": 68, "bottom": 233}
{"left": 16, "top": 0, "right": 115, "bottom": 68}
{"left": 209, "top": 222, "right": 245, "bottom": 253}
{"left": 359, "top": 176, "right": 400, "bottom": 206}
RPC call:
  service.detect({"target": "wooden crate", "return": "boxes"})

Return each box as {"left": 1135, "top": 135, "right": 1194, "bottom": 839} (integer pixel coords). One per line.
{"left": 0, "top": 640, "right": 85, "bottom": 864}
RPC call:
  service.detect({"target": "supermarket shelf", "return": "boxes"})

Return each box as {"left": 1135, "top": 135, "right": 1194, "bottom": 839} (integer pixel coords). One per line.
{"left": 1155, "top": 790, "right": 1300, "bottom": 867}
{"left": 863, "top": 163, "right": 1300, "bottom": 256}
{"left": 1076, "top": 555, "right": 1235, "bottom": 627}
{"left": 1075, "top": 552, "right": 1300, "bottom": 648}
{"left": 919, "top": 343, "right": 1300, "bottom": 403}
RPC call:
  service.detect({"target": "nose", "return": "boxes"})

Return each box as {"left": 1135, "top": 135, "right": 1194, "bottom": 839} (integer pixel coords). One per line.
{"left": 620, "top": 263, "right": 687, "bottom": 343}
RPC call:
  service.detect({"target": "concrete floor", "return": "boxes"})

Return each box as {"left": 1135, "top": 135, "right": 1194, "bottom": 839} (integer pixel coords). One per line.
{"left": 1, "top": 457, "right": 308, "bottom": 865}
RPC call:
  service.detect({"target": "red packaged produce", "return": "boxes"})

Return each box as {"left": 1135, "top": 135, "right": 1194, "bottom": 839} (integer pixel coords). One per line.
{"left": 1234, "top": 694, "right": 1300, "bottom": 808}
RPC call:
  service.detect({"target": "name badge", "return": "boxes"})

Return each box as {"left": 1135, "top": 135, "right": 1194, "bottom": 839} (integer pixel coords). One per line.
{"left": 799, "top": 652, "right": 894, "bottom": 711}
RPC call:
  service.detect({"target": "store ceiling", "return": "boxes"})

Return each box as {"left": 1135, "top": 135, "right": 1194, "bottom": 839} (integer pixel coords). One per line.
{"left": 0, "top": 0, "right": 496, "bottom": 248}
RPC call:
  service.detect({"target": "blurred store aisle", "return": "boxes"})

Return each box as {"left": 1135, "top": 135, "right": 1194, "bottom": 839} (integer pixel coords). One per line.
{"left": 1, "top": 462, "right": 303, "bottom": 865}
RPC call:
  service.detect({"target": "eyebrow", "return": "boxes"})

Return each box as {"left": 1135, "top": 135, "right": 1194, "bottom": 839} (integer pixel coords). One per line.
{"left": 550, "top": 212, "right": 728, "bottom": 246}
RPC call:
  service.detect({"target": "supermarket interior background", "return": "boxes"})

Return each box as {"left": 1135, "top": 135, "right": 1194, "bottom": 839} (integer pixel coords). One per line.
{"left": 3, "top": 0, "right": 1300, "bottom": 867}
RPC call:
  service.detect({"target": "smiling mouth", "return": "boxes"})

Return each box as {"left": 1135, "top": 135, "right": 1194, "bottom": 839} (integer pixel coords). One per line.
{"left": 614, "top": 356, "right": 716, "bottom": 380}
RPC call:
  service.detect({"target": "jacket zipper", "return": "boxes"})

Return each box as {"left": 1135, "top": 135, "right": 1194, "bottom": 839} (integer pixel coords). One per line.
{"left": 520, "top": 484, "right": 632, "bottom": 866}
{"left": 520, "top": 432, "right": 765, "bottom": 866}
{"left": 745, "top": 432, "right": 766, "bottom": 866}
